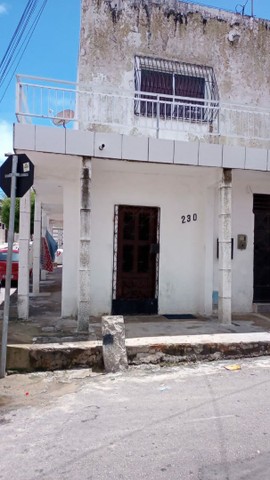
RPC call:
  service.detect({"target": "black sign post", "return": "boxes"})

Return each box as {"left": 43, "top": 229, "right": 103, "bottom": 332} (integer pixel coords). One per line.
{"left": 0, "top": 154, "right": 34, "bottom": 378}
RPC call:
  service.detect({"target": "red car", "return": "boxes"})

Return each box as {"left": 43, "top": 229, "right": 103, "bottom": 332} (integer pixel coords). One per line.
{"left": 0, "top": 249, "right": 20, "bottom": 283}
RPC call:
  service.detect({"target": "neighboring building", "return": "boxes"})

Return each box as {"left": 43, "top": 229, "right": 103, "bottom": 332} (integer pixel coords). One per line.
{"left": 13, "top": 1, "right": 270, "bottom": 328}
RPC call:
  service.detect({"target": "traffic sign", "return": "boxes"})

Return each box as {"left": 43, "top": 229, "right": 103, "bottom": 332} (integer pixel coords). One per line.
{"left": 0, "top": 154, "right": 34, "bottom": 197}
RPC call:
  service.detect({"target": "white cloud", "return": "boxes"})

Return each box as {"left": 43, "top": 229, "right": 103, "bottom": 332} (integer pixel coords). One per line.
{"left": 0, "top": 121, "right": 13, "bottom": 163}
{"left": 0, "top": 3, "right": 8, "bottom": 15}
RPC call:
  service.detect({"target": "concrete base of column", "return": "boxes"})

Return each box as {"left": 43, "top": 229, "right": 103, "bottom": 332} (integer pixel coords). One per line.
{"left": 218, "top": 297, "right": 231, "bottom": 324}
{"left": 77, "top": 302, "right": 90, "bottom": 332}
{"left": 17, "top": 296, "right": 29, "bottom": 321}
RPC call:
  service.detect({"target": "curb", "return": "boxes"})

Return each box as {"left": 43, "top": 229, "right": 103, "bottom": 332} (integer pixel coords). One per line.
{"left": 6, "top": 332, "right": 270, "bottom": 372}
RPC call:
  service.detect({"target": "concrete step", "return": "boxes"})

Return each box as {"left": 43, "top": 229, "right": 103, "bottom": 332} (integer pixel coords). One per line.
{"left": 5, "top": 332, "right": 270, "bottom": 372}
{"left": 253, "top": 303, "right": 270, "bottom": 313}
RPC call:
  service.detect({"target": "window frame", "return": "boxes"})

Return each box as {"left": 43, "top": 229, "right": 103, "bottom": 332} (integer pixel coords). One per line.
{"left": 134, "top": 56, "right": 219, "bottom": 123}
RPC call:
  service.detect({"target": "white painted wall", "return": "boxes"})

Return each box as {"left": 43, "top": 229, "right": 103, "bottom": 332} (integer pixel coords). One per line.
{"left": 209, "top": 169, "right": 270, "bottom": 313}
{"left": 230, "top": 170, "right": 270, "bottom": 312}
{"left": 88, "top": 160, "right": 270, "bottom": 316}
{"left": 90, "top": 159, "right": 219, "bottom": 316}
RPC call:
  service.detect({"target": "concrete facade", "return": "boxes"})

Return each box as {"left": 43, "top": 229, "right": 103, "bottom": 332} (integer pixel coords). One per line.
{"left": 12, "top": 1, "right": 270, "bottom": 324}
{"left": 78, "top": 0, "right": 270, "bottom": 146}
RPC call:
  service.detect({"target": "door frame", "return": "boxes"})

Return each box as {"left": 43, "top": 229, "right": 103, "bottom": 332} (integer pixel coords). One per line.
{"left": 253, "top": 194, "right": 270, "bottom": 303}
{"left": 111, "top": 204, "right": 160, "bottom": 315}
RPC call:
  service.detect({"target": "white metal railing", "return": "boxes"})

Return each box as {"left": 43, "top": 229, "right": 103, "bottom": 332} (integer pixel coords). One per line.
{"left": 15, "top": 75, "right": 270, "bottom": 146}
{"left": 16, "top": 74, "right": 78, "bottom": 126}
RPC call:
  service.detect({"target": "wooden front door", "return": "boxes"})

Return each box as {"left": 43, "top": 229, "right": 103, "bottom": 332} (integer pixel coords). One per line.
{"left": 112, "top": 205, "right": 159, "bottom": 315}
{"left": 253, "top": 194, "right": 270, "bottom": 302}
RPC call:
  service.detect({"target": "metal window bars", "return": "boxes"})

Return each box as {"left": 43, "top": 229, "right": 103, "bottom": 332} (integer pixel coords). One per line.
{"left": 134, "top": 55, "right": 219, "bottom": 123}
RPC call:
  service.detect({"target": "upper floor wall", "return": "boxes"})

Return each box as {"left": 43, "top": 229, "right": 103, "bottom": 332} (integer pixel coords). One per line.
{"left": 77, "top": 0, "right": 270, "bottom": 145}
{"left": 79, "top": 0, "right": 270, "bottom": 104}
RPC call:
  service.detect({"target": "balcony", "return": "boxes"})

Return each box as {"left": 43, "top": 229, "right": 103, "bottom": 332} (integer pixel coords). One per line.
{"left": 16, "top": 75, "right": 270, "bottom": 149}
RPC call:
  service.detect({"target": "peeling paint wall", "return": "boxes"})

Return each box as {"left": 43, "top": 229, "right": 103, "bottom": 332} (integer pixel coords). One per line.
{"left": 79, "top": 0, "right": 270, "bottom": 107}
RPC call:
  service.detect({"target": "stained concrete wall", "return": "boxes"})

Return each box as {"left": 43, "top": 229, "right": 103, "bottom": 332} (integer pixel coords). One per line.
{"left": 78, "top": 1, "right": 270, "bottom": 144}
{"left": 79, "top": 0, "right": 270, "bottom": 105}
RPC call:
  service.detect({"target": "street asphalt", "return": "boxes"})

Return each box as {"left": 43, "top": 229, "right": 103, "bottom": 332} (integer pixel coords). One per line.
{"left": 1, "top": 357, "right": 270, "bottom": 479}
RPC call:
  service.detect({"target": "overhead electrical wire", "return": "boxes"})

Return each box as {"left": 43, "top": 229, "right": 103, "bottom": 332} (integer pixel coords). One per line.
{"left": 0, "top": 0, "right": 48, "bottom": 104}
{"left": 0, "top": 0, "right": 37, "bottom": 78}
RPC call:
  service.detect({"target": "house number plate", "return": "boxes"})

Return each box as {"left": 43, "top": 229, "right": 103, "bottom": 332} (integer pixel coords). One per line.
{"left": 181, "top": 213, "right": 198, "bottom": 224}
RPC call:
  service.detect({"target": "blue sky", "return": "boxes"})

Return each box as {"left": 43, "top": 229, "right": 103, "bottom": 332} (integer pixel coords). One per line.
{"left": 0, "top": 0, "right": 270, "bottom": 160}
{"left": 0, "top": 0, "right": 80, "bottom": 160}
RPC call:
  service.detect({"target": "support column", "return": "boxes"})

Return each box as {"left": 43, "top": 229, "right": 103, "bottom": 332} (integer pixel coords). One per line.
{"left": 62, "top": 181, "right": 79, "bottom": 317}
{"left": 204, "top": 185, "right": 215, "bottom": 316}
{"left": 32, "top": 198, "right": 41, "bottom": 294}
{"left": 41, "top": 209, "right": 47, "bottom": 281}
{"left": 77, "top": 157, "right": 91, "bottom": 332}
{"left": 218, "top": 168, "right": 232, "bottom": 324}
{"left": 17, "top": 190, "right": 31, "bottom": 320}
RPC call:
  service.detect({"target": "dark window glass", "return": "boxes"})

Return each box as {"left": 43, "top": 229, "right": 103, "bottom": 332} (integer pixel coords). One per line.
{"left": 139, "top": 213, "right": 150, "bottom": 241}
{"left": 138, "top": 70, "right": 206, "bottom": 120}
{"left": 141, "top": 70, "right": 172, "bottom": 96}
{"left": 123, "top": 212, "right": 135, "bottom": 240}
{"left": 122, "top": 246, "right": 134, "bottom": 272}
{"left": 175, "top": 75, "right": 205, "bottom": 98}
{"left": 140, "top": 70, "right": 173, "bottom": 117}
{"left": 174, "top": 75, "right": 205, "bottom": 120}
{"left": 138, "top": 245, "right": 149, "bottom": 273}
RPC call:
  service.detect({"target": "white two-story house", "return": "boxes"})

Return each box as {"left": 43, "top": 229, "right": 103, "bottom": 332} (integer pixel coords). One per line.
{"left": 14, "top": 0, "right": 270, "bottom": 330}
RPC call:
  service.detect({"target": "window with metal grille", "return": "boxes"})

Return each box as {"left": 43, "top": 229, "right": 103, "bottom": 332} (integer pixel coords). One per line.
{"left": 134, "top": 56, "right": 219, "bottom": 122}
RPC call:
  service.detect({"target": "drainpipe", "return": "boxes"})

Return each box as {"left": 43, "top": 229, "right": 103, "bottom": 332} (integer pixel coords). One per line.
{"left": 77, "top": 157, "right": 91, "bottom": 332}
{"left": 218, "top": 168, "right": 232, "bottom": 324}
{"left": 18, "top": 190, "right": 31, "bottom": 320}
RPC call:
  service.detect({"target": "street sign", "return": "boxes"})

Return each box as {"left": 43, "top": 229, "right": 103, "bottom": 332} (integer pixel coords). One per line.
{"left": 0, "top": 154, "right": 34, "bottom": 377}
{"left": 0, "top": 153, "right": 34, "bottom": 197}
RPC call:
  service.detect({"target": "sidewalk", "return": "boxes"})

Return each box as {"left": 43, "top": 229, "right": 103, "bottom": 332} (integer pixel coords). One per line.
{"left": 2, "top": 266, "right": 270, "bottom": 371}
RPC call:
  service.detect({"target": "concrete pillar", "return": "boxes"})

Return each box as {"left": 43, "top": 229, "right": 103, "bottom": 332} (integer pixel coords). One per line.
{"left": 218, "top": 168, "right": 232, "bottom": 324}
{"left": 32, "top": 199, "right": 41, "bottom": 294}
{"left": 203, "top": 185, "right": 215, "bottom": 316}
{"left": 17, "top": 190, "right": 31, "bottom": 320}
{"left": 62, "top": 181, "right": 80, "bottom": 318}
{"left": 41, "top": 209, "right": 47, "bottom": 281}
{"left": 77, "top": 157, "right": 91, "bottom": 332}
{"left": 102, "top": 316, "right": 128, "bottom": 372}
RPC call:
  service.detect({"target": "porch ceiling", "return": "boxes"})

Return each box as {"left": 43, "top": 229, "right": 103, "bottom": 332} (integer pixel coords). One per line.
{"left": 14, "top": 150, "right": 81, "bottom": 220}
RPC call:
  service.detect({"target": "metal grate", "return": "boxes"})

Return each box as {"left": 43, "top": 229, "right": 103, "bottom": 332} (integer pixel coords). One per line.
{"left": 135, "top": 56, "right": 219, "bottom": 101}
{"left": 134, "top": 56, "right": 219, "bottom": 123}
